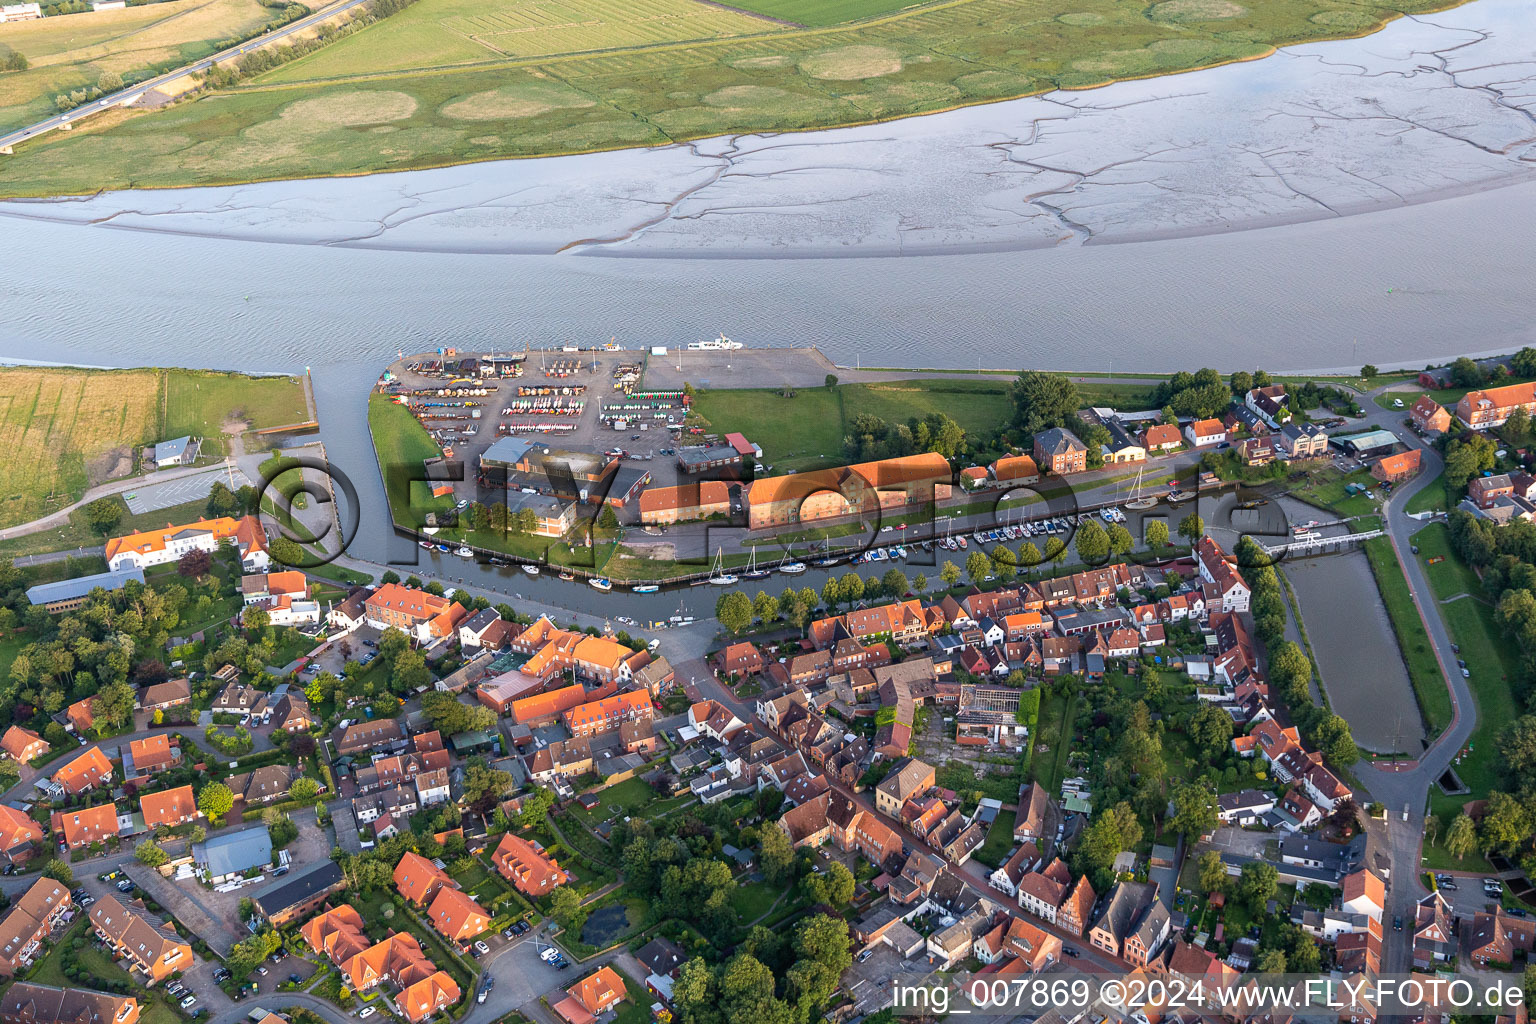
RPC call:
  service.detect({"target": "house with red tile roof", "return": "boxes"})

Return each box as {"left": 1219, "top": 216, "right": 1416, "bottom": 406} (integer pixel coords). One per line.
{"left": 139, "top": 786, "right": 198, "bottom": 830}
{"left": 125, "top": 735, "right": 179, "bottom": 778}
{"left": 509, "top": 681, "right": 618, "bottom": 727}
{"left": 565, "top": 966, "right": 627, "bottom": 1021}
{"left": 426, "top": 887, "right": 489, "bottom": 944}
{"left": 52, "top": 748, "right": 112, "bottom": 796}
{"left": 0, "top": 727, "right": 46, "bottom": 764}
{"left": 1141, "top": 423, "right": 1183, "bottom": 452}
{"left": 364, "top": 584, "right": 467, "bottom": 645}
{"left": 561, "top": 690, "right": 653, "bottom": 738}
{"left": 713, "top": 642, "right": 764, "bottom": 678}
{"left": 393, "top": 851, "right": 458, "bottom": 907}
{"left": 400, "top": 971, "right": 461, "bottom": 1023}
{"left": 106, "top": 515, "right": 268, "bottom": 572}
{"left": 300, "top": 904, "right": 370, "bottom": 963}
{"left": 65, "top": 699, "right": 94, "bottom": 736}
{"left": 491, "top": 834, "right": 567, "bottom": 896}
{"left": 50, "top": 803, "right": 120, "bottom": 850}
{"left": 0, "top": 806, "right": 43, "bottom": 866}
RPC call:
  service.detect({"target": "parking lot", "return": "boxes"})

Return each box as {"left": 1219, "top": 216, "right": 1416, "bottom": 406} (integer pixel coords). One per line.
{"left": 124, "top": 466, "right": 253, "bottom": 514}
{"left": 1431, "top": 872, "right": 1514, "bottom": 920}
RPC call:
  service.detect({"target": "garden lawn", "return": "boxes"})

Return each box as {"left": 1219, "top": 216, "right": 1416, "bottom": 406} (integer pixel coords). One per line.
{"left": 971, "top": 809, "right": 1016, "bottom": 868}
{"left": 1405, "top": 471, "right": 1451, "bottom": 515}
{"left": 730, "top": 880, "right": 783, "bottom": 924}
{"left": 689, "top": 387, "right": 843, "bottom": 474}
{"left": 162, "top": 369, "right": 309, "bottom": 454}
{"left": 1413, "top": 522, "right": 1482, "bottom": 601}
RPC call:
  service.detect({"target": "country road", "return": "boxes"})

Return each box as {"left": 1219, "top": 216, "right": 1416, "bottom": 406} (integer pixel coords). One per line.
{"left": 0, "top": 0, "right": 374, "bottom": 153}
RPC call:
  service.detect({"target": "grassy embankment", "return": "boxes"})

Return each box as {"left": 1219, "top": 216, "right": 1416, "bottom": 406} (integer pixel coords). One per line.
{"left": 1408, "top": 522, "right": 1520, "bottom": 872}
{"left": 0, "top": 0, "right": 1467, "bottom": 195}
{"left": 0, "top": 366, "right": 304, "bottom": 532}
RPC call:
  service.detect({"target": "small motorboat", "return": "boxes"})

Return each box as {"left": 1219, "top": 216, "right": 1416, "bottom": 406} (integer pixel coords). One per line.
{"left": 456, "top": 546, "right": 474, "bottom": 558}
{"left": 779, "top": 562, "right": 807, "bottom": 575}
{"left": 559, "top": 571, "right": 575, "bottom": 581}
{"left": 488, "top": 557, "right": 510, "bottom": 567}
{"left": 418, "top": 540, "right": 433, "bottom": 549}
{"left": 590, "top": 577, "right": 613, "bottom": 592}
{"left": 435, "top": 543, "right": 451, "bottom": 553}
{"left": 632, "top": 584, "right": 659, "bottom": 593}
{"left": 522, "top": 564, "right": 540, "bottom": 576}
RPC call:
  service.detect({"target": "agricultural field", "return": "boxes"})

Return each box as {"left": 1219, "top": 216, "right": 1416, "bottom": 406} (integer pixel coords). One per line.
{"left": 0, "top": 366, "right": 305, "bottom": 530}
{"left": 0, "top": 0, "right": 286, "bottom": 134}
{"left": 0, "top": 0, "right": 1468, "bottom": 195}
{"left": 721, "top": 0, "right": 923, "bottom": 28}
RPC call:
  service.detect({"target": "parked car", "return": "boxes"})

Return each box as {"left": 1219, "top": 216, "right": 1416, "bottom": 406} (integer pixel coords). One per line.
{"left": 256, "top": 967, "right": 268, "bottom": 977}
{"left": 511, "top": 921, "right": 529, "bottom": 935}
{"left": 288, "top": 974, "right": 302, "bottom": 984}
{"left": 358, "top": 1008, "right": 376, "bottom": 1019}
{"left": 179, "top": 997, "right": 197, "bottom": 1009}
{"left": 473, "top": 941, "right": 490, "bottom": 956}
{"left": 856, "top": 949, "right": 873, "bottom": 963}
{"left": 1393, "top": 916, "right": 1403, "bottom": 931}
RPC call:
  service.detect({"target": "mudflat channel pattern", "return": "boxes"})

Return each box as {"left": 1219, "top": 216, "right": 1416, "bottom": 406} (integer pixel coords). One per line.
{"left": 1, "top": 0, "right": 1531, "bottom": 255}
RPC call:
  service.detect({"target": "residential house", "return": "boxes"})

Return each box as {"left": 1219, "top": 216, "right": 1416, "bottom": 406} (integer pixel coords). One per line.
{"left": 1017, "top": 859, "right": 1073, "bottom": 925}
{"left": 50, "top": 803, "right": 121, "bottom": 851}
{"left": 427, "top": 887, "right": 489, "bottom": 944}
{"left": 1371, "top": 449, "right": 1422, "bottom": 483}
{"left": 1015, "top": 782, "right": 1050, "bottom": 841}
{"left": 1412, "top": 890, "right": 1456, "bottom": 968}
{"left": 251, "top": 862, "right": 347, "bottom": 927}
{"left": 714, "top": 642, "right": 764, "bottom": 678}
{"left": 124, "top": 735, "right": 180, "bottom": 778}
{"left": 0, "top": 984, "right": 139, "bottom": 1024}
{"left": 1033, "top": 428, "right": 1088, "bottom": 476}
{"left": 1466, "top": 908, "right": 1536, "bottom": 966}
{"left": 0, "top": 879, "right": 71, "bottom": 977}
{"left": 268, "top": 694, "right": 313, "bottom": 733}
{"left": 457, "top": 608, "right": 504, "bottom": 650}
{"left": 88, "top": 895, "right": 192, "bottom": 985}
{"left": 333, "top": 719, "right": 405, "bottom": 757}
{"left": 1197, "top": 536, "right": 1250, "bottom": 613}
{"left": 1184, "top": 418, "right": 1226, "bottom": 448}
{"left": 1410, "top": 395, "right": 1453, "bottom": 434}
{"left": 226, "top": 764, "right": 300, "bottom": 807}
{"left": 1101, "top": 421, "right": 1146, "bottom": 464}
{"left": 400, "top": 972, "right": 461, "bottom": 1023}
{"left": 744, "top": 453, "right": 952, "bottom": 531}
{"left": 874, "top": 757, "right": 935, "bottom": 818}
{"left": 51, "top": 747, "right": 112, "bottom": 797}
{"left": 491, "top": 834, "right": 567, "bottom": 896}
{"left": 139, "top": 786, "right": 198, "bottom": 830}
{"left": 1245, "top": 385, "right": 1290, "bottom": 427}
{"left": 25, "top": 569, "right": 147, "bottom": 615}
{"left": 363, "top": 584, "right": 467, "bottom": 645}
{"left": 136, "top": 679, "right": 190, "bottom": 713}
{"left": 0, "top": 727, "right": 47, "bottom": 764}
{"left": 1089, "top": 881, "right": 1167, "bottom": 964}
{"left": 1456, "top": 382, "right": 1536, "bottom": 429}
{"left": 394, "top": 852, "right": 458, "bottom": 907}
{"left": 1001, "top": 917, "right": 1062, "bottom": 972}
{"left": 562, "top": 690, "right": 653, "bottom": 738}
{"left": 989, "top": 454, "right": 1040, "bottom": 485}
{"left": 1470, "top": 474, "right": 1516, "bottom": 509}
{"left": 0, "top": 806, "right": 43, "bottom": 866}
{"left": 1340, "top": 870, "right": 1385, "bottom": 922}
{"left": 1141, "top": 424, "right": 1183, "bottom": 453}
{"left": 1277, "top": 422, "right": 1329, "bottom": 459}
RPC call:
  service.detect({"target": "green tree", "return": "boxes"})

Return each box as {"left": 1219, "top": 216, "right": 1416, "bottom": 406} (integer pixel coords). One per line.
{"left": 1107, "top": 523, "right": 1134, "bottom": 556}
{"left": 1177, "top": 511, "right": 1205, "bottom": 544}
{"left": 1479, "top": 791, "right": 1532, "bottom": 854}
{"left": 551, "top": 886, "right": 587, "bottom": 934}
{"left": 1189, "top": 701, "right": 1233, "bottom": 756}
{"left": 83, "top": 498, "right": 124, "bottom": 534}
{"left": 290, "top": 777, "right": 321, "bottom": 801}
{"left": 825, "top": 374, "right": 838, "bottom": 389}
{"left": 881, "top": 568, "right": 909, "bottom": 597}
{"left": 1017, "top": 542, "right": 1041, "bottom": 570}
{"left": 1197, "top": 850, "right": 1228, "bottom": 894}
{"left": 1075, "top": 519, "right": 1109, "bottom": 563}
{"left": 198, "top": 782, "right": 235, "bottom": 823}
{"left": 1229, "top": 370, "right": 1253, "bottom": 396}
{"left": 940, "top": 561, "right": 961, "bottom": 587}
{"left": 1011, "top": 372, "right": 1081, "bottom": 436}
{"left": 752, "top": 590, "right": 779, "bottom": 624}
{"left": 759, "top": 824, "right": 794, "bottom": 886}
{"left": 839, "top": 573, "right": 864, "bottom": 603}
{"left": 1145, "top": 519, "right": 1169, "bottom": 549}
{"left": 716, "top": 591, "right": 753, "bottom": 634}
{"left": 1236, "top": 860, "right": 1278, "bottom": 911}
{"left": 1360, "top": 364, "right": 1378, "bottom": 380}
{"left": 1312, "top": 714, "right": 1360, "bottom": 769}
{"left": 42, "top": 859, "right": 74, "bottom": 887}
{"left": 518, "top": 787, "right": 557, "bottom": 829}
{"left": 135, "top": 840, "right": 168, "bottom": 867}
{"left": 1168, "top": 782, "right": 1219, "bottom": 840}
{"left": 965, "top": 551, "right": 990, "bottom": 584}
{"left": 1044, "top": 537, "right": 1067, "bottom": 567}
{"left": 1444, "top": 813, "right": 1475, "bottom": 858}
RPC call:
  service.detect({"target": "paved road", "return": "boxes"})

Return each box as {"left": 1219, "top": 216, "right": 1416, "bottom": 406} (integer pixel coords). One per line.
{"left": 1333, "top": 386, "right": 1469, "bottom": 973}
{"left": 0, "top": 0, "right": 373, "bottom": 153}
{"left": 0, "top": 460, "right": 242, "bottom": 541}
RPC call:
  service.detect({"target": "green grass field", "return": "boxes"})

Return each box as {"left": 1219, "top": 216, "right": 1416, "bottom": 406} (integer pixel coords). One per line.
{"left": 0, "top": 0, "right": 1467, "bottom": 195}
{"left": 971, "top": 808, "right": 1016, "bottom": 868}
{"left": 163, "top": 369, "right": 309, "bottom": 455}
{"left": 1413, "top": 522, "right": 1482, "bottom": 600}
{"left": 723, "top": 0, "right": 922, "bottom": 27}
{"left": 0, "top": 0, "right": 283, "bottom": 135}
{"left": 0, "top": 366, "right": 303, "bottom": 531}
